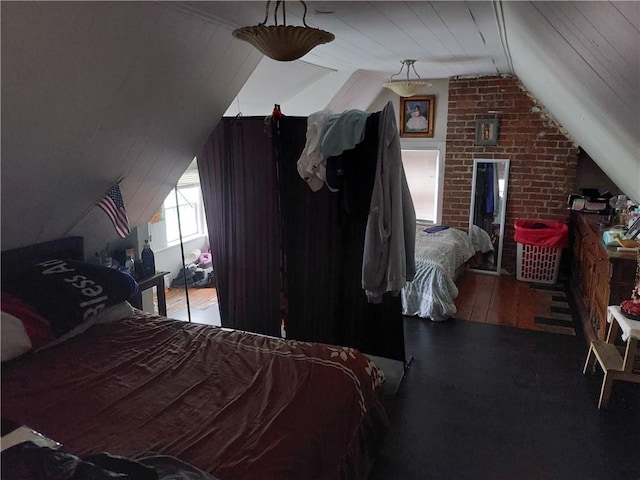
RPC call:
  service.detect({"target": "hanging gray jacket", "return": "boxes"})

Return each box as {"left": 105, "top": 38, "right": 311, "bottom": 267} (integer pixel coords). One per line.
{"left": 362, "top": 101, "right": 416, "bottom": 303}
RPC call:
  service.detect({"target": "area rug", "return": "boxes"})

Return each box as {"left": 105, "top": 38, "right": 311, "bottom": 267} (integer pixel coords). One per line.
{"left": 530, "top": 280, "right": 577, "bottom": 336}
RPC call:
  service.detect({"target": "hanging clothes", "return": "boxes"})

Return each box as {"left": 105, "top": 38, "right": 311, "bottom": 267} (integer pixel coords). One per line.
{"left": 296, "top": 109, "right": 332, "bottom": 192}
{"left": 278, "top": 112, "right": 409, "bottom": 362}
{"left": 321, "top": 110, "right": 370, "bottom": 159}
{"left": 296, "top": 102, "right": 416, "bottom": 304}
{"left": 473, "top": 163, "right": 493, "bottom": 235}
{"left": 486, "top": 163, "right": 495, "bottom": 214}
{"left": 296, "top": 109, "right": 370, "bottom": 192}
{"left": 362, "top": 101, "right": 416, "bottom": 303}
{"left": 327, "top": 110, "right": 408, "bottom": 361}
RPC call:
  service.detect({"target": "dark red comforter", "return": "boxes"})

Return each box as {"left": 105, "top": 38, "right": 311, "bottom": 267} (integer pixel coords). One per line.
{"left": 1, "top": 312, "right": 388, "bottom": 479}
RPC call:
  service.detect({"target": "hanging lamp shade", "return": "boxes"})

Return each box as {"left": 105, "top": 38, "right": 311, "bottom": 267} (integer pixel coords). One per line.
{"left": 383, "top": 59, "right": 432, "bottom": 97}
{"left": 233, "top": 1, "right": 334, "bottom": 62}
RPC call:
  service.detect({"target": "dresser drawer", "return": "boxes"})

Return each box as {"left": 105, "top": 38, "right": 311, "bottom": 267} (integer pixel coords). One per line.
{"left": 570, "top": 213, "right": 637, "bottom": 342}
{"left": 582, "top": 233, "right": 600, "bottom": 259}
{"left": 576, "top": 215, "right": 592, "bottom": 237}
{"left": 592, "top": 267, "right": 611, "bottom": 322}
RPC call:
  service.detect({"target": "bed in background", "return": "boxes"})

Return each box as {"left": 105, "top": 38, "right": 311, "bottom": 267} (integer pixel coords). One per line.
{"left": 469, "top": 224, "right": 496, "bottom": 269}
{"left": 401, "top": 227, "right": 477, "bottom": 321}
{"left": 1, "top": 237, "right": 388, "bottom": 480}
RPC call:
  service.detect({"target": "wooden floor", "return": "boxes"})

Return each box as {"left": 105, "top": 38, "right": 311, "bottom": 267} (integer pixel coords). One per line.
{"left": 164, "top": 286, "right": 218, "bottom": 313}
{"left": 162, "top": 271, "right": 577, "bottom": 334}
{"left": 455, "top": 270, "right": 577, "bottom": 335}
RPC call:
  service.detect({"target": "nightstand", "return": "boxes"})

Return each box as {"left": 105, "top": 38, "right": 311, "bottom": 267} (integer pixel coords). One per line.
{"left": 128, "top": 271, "right": 169, "bottom": 316}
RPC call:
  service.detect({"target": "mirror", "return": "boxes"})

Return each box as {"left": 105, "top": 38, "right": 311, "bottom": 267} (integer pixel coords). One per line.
{"left": 468, "top": 159, "right": 510, "bottom": 275}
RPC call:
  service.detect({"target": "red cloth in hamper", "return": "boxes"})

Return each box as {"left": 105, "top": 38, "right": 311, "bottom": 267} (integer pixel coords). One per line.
{"left": 514, "top": 220, "right": 569, "bottom": 248}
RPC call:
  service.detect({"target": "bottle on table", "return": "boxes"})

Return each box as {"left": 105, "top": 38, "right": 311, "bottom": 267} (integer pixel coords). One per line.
{"left": 141, "top": 239, "right": 155, "bottom": 278}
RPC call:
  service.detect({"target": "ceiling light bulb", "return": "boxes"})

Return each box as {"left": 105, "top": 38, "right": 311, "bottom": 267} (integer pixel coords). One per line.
{"left": 233, "top": 1, "right": 334, "bottom": 62}
{"left": 383, "top": 60, "right": 432, "bottom": 97}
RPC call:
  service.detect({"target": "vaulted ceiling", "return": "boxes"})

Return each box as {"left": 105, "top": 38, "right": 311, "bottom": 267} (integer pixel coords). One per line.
{"left": 210, "top": 1, "right": 639, "bottom": 201}
{"left": 1, "top": 1, "right": 638, "bottom": 254}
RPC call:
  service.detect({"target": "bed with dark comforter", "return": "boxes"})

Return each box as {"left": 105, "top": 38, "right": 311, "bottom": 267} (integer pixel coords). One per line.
{"left": 1, "top": 237, "right": 387, "bottom": 480}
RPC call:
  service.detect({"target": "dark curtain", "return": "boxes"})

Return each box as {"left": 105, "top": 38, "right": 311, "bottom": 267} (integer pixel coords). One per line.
{"left": 275, "top": 116, "right": 343, "bottom": 345}
{"left": 197, "top": 117, "right": 281, "bottom": 337}
{"left": 196, "top": 114, "right": 406, "bottom": 360}
{"left": 276, "top": 115, "right": 406, "bottom": 361}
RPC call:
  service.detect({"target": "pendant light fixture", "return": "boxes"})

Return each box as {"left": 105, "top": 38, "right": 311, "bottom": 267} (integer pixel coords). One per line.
{"left": 383, "top": 59, "right": 432, "bottom": 97}
{"left": 233, "top": 1, "right": 335, "bottom": 62}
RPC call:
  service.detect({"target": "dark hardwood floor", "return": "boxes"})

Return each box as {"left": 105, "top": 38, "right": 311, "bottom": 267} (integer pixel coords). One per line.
{"left": 160, "top": 271, "right": 639, "bottom": 479}
{"left": 370, "top": 270, "right": 640, "bottom": 480}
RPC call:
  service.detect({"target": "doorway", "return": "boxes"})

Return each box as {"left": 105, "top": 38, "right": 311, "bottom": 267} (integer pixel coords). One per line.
{"left": 148, "top": 158, "right": 221, "bottom": 326}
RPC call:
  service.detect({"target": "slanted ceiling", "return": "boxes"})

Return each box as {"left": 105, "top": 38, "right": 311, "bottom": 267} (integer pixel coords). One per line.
{"left": 2, "top": 1, "right": 639, "bottom": 255}
{"left": 502, "top": 1, "right": 639, "bottom": 205}
{"left": 1, "top": 1, "right": 262, "bottom": 253}
{"left": 219, "top": 1, "right": 639, "bottom": 202}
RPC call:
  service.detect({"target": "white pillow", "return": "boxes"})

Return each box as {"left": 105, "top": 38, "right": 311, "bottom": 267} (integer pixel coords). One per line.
{"left": 37, "top": 301, "right": 135, "bottom": 351}
{"left": 1, "top": 311, "right": 33, "bottom": 361}
{"left": 93, "top": 301, "right": 135, "bottom": 324}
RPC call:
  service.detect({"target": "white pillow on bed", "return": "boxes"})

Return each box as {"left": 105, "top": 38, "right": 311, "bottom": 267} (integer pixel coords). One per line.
{"left": 37, "top": 301, "right": 135, "bottom": 351}
{"left": 92, "top": 301, "right": 135, "bottom": 324}
{"left": 1, "top": 311, "right": 33, "bottom": 361}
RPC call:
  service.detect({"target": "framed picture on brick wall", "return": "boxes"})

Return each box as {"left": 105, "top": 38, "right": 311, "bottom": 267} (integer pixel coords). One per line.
{"left": 475, "top": 118, "right": 499, "bottom": 146}
{"left": 400, "top": 96, "right": 435, "bottom": 138}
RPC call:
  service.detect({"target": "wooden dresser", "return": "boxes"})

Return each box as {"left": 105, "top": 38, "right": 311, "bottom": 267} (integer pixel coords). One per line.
{"left": 570, "top": 213, "right": 636, "bottom": 342}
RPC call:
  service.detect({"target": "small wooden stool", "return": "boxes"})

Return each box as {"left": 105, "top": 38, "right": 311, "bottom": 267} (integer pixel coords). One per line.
{"left": 583, "top": 306, "right": 640, "bottom": 409}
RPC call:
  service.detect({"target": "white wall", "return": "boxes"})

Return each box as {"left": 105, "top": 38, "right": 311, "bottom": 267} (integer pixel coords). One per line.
{"left": 503, "top": 1, "right": 640, "bottom": 203}
{"left": 369, "top": 79, "right": 450, "bottom": 224}
{"left": 1, "top": 2, "right": 262, "bottom": 255}
{"left": 154, "top": 235, "right": 210, "bottom": 288}
{"left": 368, "top": 78, "right": 450, "bottom": 142}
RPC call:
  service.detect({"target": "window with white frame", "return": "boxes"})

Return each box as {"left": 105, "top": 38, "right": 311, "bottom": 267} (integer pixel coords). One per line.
{"left": 163, "top": 185, "right": 204, "bottom": 243}
{"left": 149, "top": 158, "right": 207, "bottom": 249}
{"left": 401, "top": 148, "right": 441, "bottom": 223}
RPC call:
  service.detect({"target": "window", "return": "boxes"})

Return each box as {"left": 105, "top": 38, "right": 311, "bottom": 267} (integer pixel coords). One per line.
{"left": 401, "top": 149, "right": 441, "bottom": 223}
{"left": 163, "top": 185, "right": 204, "bottom": 243}
{"left": 149, "top": 159, "right": 207, "bottom": 249}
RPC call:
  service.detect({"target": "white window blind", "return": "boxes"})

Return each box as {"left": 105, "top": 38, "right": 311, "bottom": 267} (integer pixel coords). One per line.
{"left": 176, "top": 158, "right": 201, "bottom": 188}
{"left": 401, "top": 149, "right": 440, "bottom": 223}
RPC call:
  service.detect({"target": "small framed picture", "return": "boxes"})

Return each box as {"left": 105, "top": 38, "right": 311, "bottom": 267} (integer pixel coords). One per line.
{"left": 399, "top": 95, "right": 435, "bottom": 138}
{"left": 475, "top": 118, "right": 499, "bottom": 146}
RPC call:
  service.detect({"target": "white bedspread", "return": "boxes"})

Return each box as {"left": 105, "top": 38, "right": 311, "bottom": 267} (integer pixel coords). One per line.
{"left": 401, "top": 227, "right": 476, "bottom": 321}
{"left": 469, "top": 224, "right": 494, "bottom": 253}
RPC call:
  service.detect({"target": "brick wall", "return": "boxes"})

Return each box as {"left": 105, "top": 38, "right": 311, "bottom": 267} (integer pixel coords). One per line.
{"left": 443, "top": 75, "right": 579, "bottom": 273}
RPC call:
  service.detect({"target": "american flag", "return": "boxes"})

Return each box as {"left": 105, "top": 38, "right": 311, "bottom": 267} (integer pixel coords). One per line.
{"left": 97, "top": 183, "right": 130, "bottom": 239}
